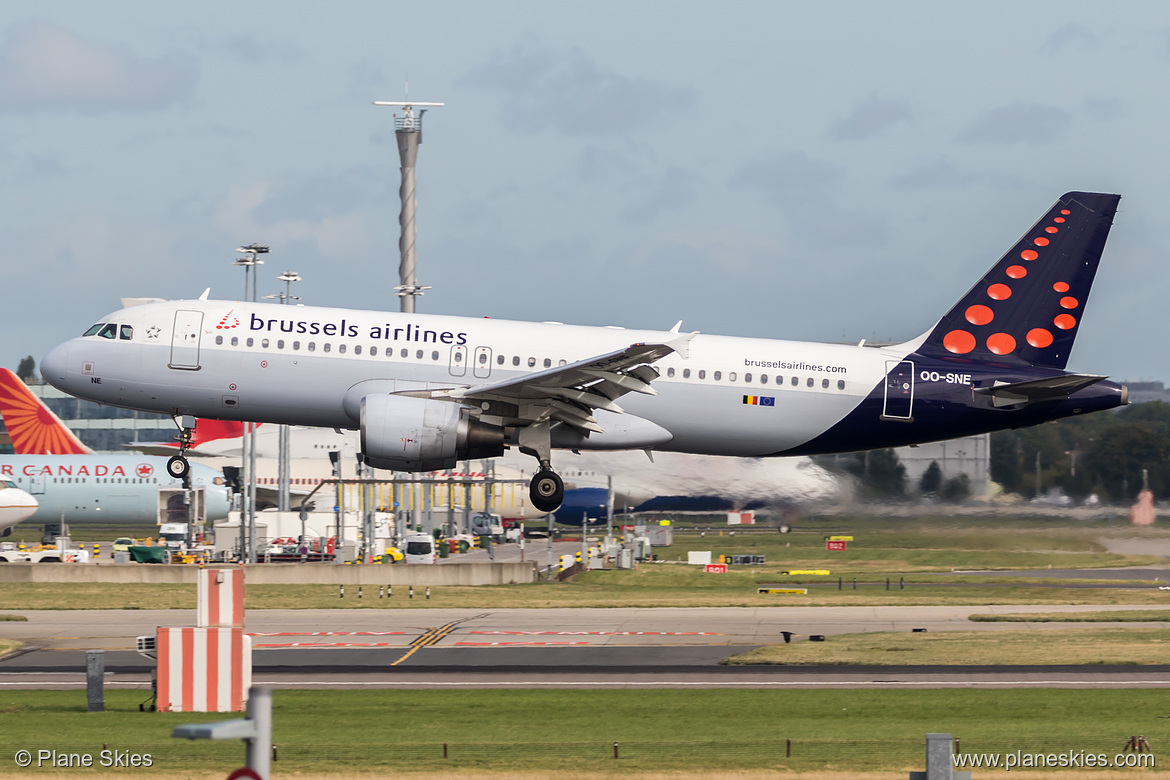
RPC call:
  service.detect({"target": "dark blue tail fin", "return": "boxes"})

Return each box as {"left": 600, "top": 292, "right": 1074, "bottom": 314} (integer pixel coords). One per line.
{"left": 919, "top": 191, "right": 1120, "bottom": 369}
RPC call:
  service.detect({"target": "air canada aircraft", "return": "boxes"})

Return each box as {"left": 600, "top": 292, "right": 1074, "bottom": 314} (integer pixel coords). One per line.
{"left": 41, "top": 192, "right": 1128, "bottom": 513}
{"left": 0, "top": 369, "right": 232, "bottom": 524}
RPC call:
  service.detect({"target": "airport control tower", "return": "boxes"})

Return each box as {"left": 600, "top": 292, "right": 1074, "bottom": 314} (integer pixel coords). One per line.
{"left": 374, "top": 95, "right": 444, "bottom": 313}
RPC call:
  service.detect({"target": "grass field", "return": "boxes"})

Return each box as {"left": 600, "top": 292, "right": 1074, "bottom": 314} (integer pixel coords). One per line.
{"left": 971, "top": 610, "right": 1170, "bottom": 623}
{"left": 0, "top": 689, "right": 1165, "bottom": 776}
{"left": 725, "top": 626, "right": 1170, "bottom": 665}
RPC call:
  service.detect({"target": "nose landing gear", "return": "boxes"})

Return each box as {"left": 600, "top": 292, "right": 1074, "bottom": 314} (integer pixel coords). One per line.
{"left": 166, "top": 414, "right": 197, "bottom": 479}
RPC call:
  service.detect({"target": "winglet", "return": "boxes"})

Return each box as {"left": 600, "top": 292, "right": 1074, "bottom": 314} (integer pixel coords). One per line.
{"left": 669, "top": 320, "right": 683, "bottom": 334}
{"left": 199, "top": 288, "right": 211, "bottom": 301}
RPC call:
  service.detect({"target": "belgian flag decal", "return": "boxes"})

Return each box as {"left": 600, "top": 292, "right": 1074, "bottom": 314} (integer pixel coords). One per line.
{"left": 742, "top": 395, "right": 775, "bottom": 406}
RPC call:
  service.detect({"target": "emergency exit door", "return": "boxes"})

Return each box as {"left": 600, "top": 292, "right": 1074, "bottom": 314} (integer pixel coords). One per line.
{"left": 169, "top": 310, "right": 204, "bottom": 370}
{"left": 881, "top": 360, "right": 914, "bottom": 421}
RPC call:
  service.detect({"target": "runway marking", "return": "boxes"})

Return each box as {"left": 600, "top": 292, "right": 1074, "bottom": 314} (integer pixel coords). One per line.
{"left": 390, "top": 612, "right": 490, "bottom": 667}
{"left": 249, "top": 632, "right": 407, "bottom": 637}
{"left": 451, "top": 645, "right": 589, "bottom": 650}
{"left": 468, "top": 631, "right": 720, "bottom": 636}
{"left": 254, "top": 642, "right": 404, "bottom": 648}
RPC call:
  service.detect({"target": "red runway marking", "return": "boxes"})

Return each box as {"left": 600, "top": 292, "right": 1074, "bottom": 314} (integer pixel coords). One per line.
{"left": 248, "top": 631, "right": 407, "bottom": 637}
{"left": 451, "top": 645, "right": 589, "bottom": 650}
{"left": 468, "top": 631, "right": 719, "bottom": 636}
{"left": 253, "top": 642, "right": 402, "bottom": 648}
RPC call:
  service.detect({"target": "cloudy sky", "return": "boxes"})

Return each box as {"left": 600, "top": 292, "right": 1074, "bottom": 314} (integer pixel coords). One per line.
{"left": 1, "top": 1, "right": 1168, "bottom": 383}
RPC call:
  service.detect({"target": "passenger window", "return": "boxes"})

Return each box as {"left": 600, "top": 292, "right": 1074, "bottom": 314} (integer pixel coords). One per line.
{"left": 745, "top": 373, "right": 752, "bottom": 383}
{"left": 791, "top": 376, "right": 799, "bottom": 386}
{"left": 807, "top": 377, "right": 814, "bottom": 387}
{"left": 729, "top": 372, "right": 737, "bottom": 381}
{"left": 528, "top": 357, "right": 536, "bottom": 367}
{"left": 667, "top": 367, "right": 675, "bottom": 377}
{"left": 512, "top": 356, "right": 520, "bottom": 366}
{"left": 231, "top": 337, "right": 238, "bottom": 347}
{"left": 401, "top": 349, "right": 408, "bottom": 358}
{"left": 261, "top": 339, "right": 269, "bottom": 348}
{"left": 215, "top": 335, "right": 224, "bottom": 345}
{"left": 354, "top": 345, "right": 362, "bottom": 355}
{"left": 454, "top": 351, "right": 463, "bottom": 362}
{"left": 416, "top": 350, "right": 424, "bottom": 359}
{"left": 277, "top": 340, "right": 285, "bottom": 349}
{"left": 369, "top": 346, "right": 377, "bottom": 356}
{"left": 760, "top": 375, "right": 768, "bottom": 385}
{"left": 838, "top": 380, "right": 846, "bottom": 390}
{"left": 83, "top": 324, "right": 104, "bottom": 336}
{"left": 119, "top": 325, "right": 133, "bottom": 340}
{"left": 432, "top": 351, "right": 439, "bottom": 360}
{"left": 97, "top": 324, "right": 118, "bottom": 339}
{"left": 683, "top": 369, "right": 691, "bottom": 379}
{"left": 822, "top": 378, "right": 829, "bottom": 388}
{"left": 698, "top": 370, "right": 706, "bottom": 380}
{"left": 479, "top": 353, "right": 488, "bottom": 364}
{"left": 323, "top": 343, "right": 330, "bottom": 353}
{"left": 308, "top": 342, "right": 316, "bottom": 352}
{"left": 559, "top": 359, "right": 567, "bottom": 366}
{"left": 247, "top": 338, "right": 254, "bottom": 347}
{"left": 776, "top": 375, "right": 783, "bottom": 384}
{"left": 543, "top": 358, "right": 552, "bottom": 368}
{"left": 292, "top": 341, "right": 300, "bottom": 351}
{"left": 714, "top": 371, "right": 721, "bottom": 381}
{"left": 339, "top": 344, "right": 346, "bottom": 354}
{"left": 496, "top": 354, "right": 505, "bottom": 365}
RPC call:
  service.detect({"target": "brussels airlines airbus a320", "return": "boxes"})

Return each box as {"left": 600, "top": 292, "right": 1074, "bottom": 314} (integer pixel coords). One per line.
{"left": 42, "top": 192, "right": 1128, "bottom": 513}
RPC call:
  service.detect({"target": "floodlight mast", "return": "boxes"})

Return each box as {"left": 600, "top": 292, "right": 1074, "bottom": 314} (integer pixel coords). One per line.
{"left": 373, "top": 97, "right": 444, "bottom": 313}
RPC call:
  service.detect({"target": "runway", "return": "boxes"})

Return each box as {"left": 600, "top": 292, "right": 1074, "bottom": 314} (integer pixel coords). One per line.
{"left": 2, "top": 605, "right": 1169, "bottom": 690}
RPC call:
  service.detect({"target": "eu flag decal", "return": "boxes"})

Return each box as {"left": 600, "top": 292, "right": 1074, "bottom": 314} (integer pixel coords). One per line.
{"left": 742, "top": 395, "right": 775, "bottom": 406}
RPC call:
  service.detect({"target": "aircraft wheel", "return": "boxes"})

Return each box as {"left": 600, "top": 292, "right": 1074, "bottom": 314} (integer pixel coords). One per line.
{"left": 166, "top": 455, "right": 190, "bottom": 479}
{"left": 529, "top": 471, "right": 564, "bottom": 513}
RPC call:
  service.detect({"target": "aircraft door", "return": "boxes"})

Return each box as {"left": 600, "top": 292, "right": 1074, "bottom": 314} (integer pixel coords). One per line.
{"left": 473, "top": 347, "right": 492, "bottom": 379}
{"left": 881, "top": 360, "right": 914, "bottom": 421}
{"left": 28, "top": 474, "right": 45, "bottom": 494}
{"left": 169, "top": 310, "right": 204, "bottom": 370}
{"left": 448, "top": 345, "right": 467, "bottom": 377}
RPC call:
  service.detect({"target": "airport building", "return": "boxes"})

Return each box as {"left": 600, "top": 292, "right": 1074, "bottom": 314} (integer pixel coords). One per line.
{"left": 895, "top": 434, "right": 990, "bottom": 497}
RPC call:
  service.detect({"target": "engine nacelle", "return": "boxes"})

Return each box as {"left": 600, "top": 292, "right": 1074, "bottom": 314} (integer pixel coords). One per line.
{"left": 360, "top": 395, "right": 504, "bottom": 472}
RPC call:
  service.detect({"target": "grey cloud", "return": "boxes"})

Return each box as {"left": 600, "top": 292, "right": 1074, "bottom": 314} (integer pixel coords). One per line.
{"left": 888, "top": 158, "right": 976, "bottom": 191}
{"left": 731, "top": 152, "right": 888, "bottom": 249}
{"left": 1039, "top": 23, "right": 1099, "bottom": 55}
{"left": 956, "top": 103, "right": 1071, "bottom": 145}
{"left": 1083, "top": 97, "right": 1121, "bottom": 121}
{"left": 194, "top": 32, "right": 308, "bottom": 65}
{"left": 826, "top": 95, "right": 912, "bottom": 141}
{"left": 251, "top": 167, "right": 393, "bottom": 225}
{"left": 459, "top": 39, "right": 696, "bottom": 135}
{"left": 0, "top": 20, "right": 197, "bottom": 114}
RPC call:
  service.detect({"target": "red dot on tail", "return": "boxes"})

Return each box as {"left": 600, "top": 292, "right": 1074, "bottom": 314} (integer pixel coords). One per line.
{"left": 986, "top": 333, "right": 1016, "bottom": 355}
{"left": 1060, "top": 209, "right": 1071, "bottom": 215}
{"left": 1020, "top": 249, "right": 1039, "bottom": 261}
{"left": 1053, "top": 282, "right": 1069, "bottom": 292}
{"left": 987, "top": 283, "right": 1012, "bottom": 300}
{"left": 1006, "top": 265, "right": 1026, "bottom": 279}
{"left": 965, "top": 305, "right": 993, "bottom": 325}
{"left": 943, "top": 330, "right": 976, "bottom": 354}
{"left": 1033, "top": 237, "right": 1050, "bottom": 246}
{"left": 1026, "top": 328, "right": 1053, "bottom": 348}
{"left": 1060, "top": 296, "right": 1079, "bottom": 309}
{"left": 1054, "top": 314, "right": 1076, "bottom": 330}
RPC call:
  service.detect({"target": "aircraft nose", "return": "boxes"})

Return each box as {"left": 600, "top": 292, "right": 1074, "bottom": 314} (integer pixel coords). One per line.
{"left": 40, "top": 342, "right": 74, "bottom": 390}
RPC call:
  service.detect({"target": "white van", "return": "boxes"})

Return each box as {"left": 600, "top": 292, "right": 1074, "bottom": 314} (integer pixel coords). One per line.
{"left": 404, "top": 533, "right": 436, "bottom": 564}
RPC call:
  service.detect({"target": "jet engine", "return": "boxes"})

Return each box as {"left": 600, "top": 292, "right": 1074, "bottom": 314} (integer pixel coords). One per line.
{"left": 360, "top": 395, "right": 504, "bottom": 471}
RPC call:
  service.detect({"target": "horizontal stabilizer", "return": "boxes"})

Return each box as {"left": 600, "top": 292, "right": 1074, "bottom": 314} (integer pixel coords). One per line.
{"left": 976, "top": 373, "right": 1106, "bottom": 406}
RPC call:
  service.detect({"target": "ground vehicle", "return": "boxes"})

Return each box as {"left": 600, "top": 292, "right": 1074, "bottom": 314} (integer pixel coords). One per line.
{"left": 469, "top": 512, "right": 504, "bottom": 540}
{"left": 0, "top": 541, "right": 90, "bottom": 563}
{"left": 372, "top": 547, "right": 404, "bottom": 564}
{"left": 404, "top": 534, "right": 436, "bottom": 564}
{"left": 158, "top": 523, "right": 188, "bottom": 551}
{"left": 110, "top": 537, "right": 135, "bottom": 557}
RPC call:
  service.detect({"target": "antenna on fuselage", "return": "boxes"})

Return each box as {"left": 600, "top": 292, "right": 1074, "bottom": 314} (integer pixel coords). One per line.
{"left": 374, "top": 81, "right": 444, "bottom": 314}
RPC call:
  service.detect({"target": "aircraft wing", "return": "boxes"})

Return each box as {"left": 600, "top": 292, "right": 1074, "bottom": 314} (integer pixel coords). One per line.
{"left": 437, "top": 335, "right": 695, "bottom": 434}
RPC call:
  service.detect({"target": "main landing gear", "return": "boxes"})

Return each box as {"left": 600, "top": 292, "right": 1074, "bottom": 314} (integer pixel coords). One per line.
{"left": 519, "top": 421, "right": 564, "bottom": 514}
{"left": 166, "top": 414, "right": 196, "bottom": 480}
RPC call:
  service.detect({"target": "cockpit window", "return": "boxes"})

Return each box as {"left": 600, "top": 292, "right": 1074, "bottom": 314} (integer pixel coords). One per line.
{"left": 1, "top": 479, "right": 15, "bottom": 489}
{"left": 97, "top": 324, "right": 118, "bottom": 339}
{"left": 119, "top": 325, "right": 133, "bottom": 340}
{"left": 83, "top": 324, "right": 104, "bottom": 337}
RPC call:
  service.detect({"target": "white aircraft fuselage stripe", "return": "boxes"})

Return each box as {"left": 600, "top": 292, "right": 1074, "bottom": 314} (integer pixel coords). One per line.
{"left": 51, "top": 299, "right": 915, "bottom": 457}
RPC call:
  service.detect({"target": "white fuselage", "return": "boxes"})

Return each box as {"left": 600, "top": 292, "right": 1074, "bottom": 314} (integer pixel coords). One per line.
{"left": 42, "top": 299, "right": 914, "bottom": 458}
{"left": 0, "top": 480, "right": 37, "bottom": 534}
